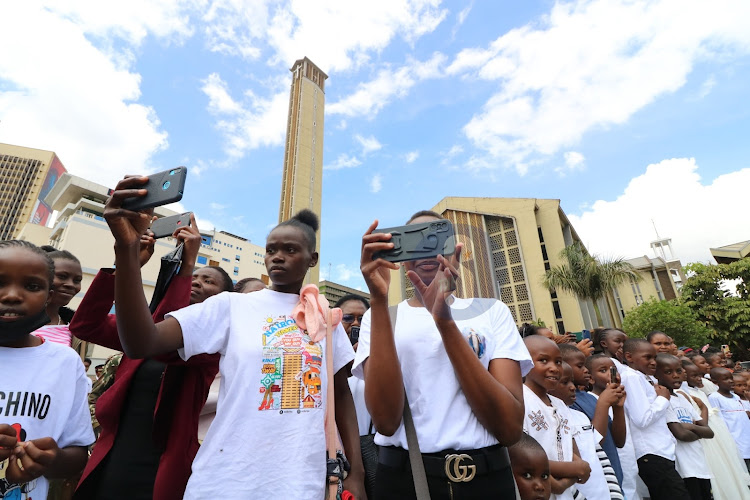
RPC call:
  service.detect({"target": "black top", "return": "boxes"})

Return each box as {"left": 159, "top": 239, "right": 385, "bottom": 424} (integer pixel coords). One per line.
{"left": 95, "top": 358, "right": 167, "bottom": 499}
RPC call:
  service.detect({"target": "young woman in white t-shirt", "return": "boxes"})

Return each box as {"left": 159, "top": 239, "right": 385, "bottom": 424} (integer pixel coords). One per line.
{"left": 356, "top": 210, "right": 532, "bottom": 499}
{"left": 102, "top": 176, "right": 365, "bottom": 500}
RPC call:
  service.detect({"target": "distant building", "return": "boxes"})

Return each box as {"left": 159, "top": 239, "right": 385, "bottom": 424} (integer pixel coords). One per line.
{"left": 385, "top": 196, "right": 678, "bottom": 333}
{"left": 0, "top": 142, "right": 67, "bottom": 240}
{"left": 16, "top": 172, "right": 266, "bottom": 367}
{"left": 710, "top": 240, "right": 750, "bottom": 264}
{"left": 278, "top": 57, "right": 327, "bottom": 285}
{"left": 319, "top": 280, "right": 370, "bottom": 306}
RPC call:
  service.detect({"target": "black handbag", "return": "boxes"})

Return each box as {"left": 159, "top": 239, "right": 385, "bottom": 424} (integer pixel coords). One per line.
{"left": 360, "top": 421, "right": 378, "bottom": 498}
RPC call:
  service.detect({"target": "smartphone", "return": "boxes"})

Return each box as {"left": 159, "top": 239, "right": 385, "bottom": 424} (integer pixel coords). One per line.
{"left": 573, "top": 331, "right": 583, "bottom": 342}
{"left": 350, "top": 326, "right": 360, "bottom": 346}
{"left": 721, "top": 344, "right": 730, "bottom": 356}
{"left": 120, "top": 167, "right": 187, "bottom": 211}
{"left": 610, "top": 366, "right": 618, "bottom": 384}
{"left": 150, "top": 212, "right": 192, "bottom": 239}
{"left": 582, "top": 330, "right": 591, "bottom": 341}
{"left": 372, "top": 219, "right": 455, "bottom": 263}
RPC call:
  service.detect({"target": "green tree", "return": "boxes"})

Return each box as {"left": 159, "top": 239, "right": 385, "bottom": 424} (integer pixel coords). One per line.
{"left": 622, "top": 298, "right": 712, "bottom": 348}
{"left": 680, "top": 259, "right": 750, "bottom": 360}
{"left": 543, "top": 242, "right": 641, "bottom": 326}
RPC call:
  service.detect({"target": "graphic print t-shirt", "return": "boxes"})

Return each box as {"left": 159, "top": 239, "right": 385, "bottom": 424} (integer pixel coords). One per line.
{"left": 171, "top": 289, "right": 355, "bottom": 499}
{"left": 0, "top": 341, "right": 94, "bottom": 500}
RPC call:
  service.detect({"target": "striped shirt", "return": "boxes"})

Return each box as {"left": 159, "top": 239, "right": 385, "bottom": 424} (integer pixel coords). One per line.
{"left": 33, "top": 324, "right": 72, "bottom": 346}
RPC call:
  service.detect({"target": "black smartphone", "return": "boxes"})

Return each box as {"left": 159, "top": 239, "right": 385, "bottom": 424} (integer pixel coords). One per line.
{"left": 610, "top": 366, "right": 618, "bottom": 384}
{"left": 120, "top": 167, "right": 187, "bottom": 211}
{"left": 150, "top": 212, "right": 192, "bottom": 239}
{"left": 372, "top": 220, "right": 455, "bottom": 263}
{"left": 350, "top": 326, "right": 360, "bottom": 346}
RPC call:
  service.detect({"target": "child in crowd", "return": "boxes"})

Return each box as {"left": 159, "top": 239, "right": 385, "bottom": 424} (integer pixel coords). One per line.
{"left": 509, "top": 433, "right": 551, "bottom": 500}
{"left": 562, "top": 347, "right": 625, "bottom": 487}
{"left": 593, "top": 328, "right": 628, "bottom": 373}
{"left": 522, "top": 336, "right": 590, "bottom": 500}
{"left": 708, "top": 367, "right": 750, "bottom": 472}
{"left": 679, "top": 360, "right": 750, "bottom": 500}
{"left": 620, "top": 338, "right": 690, "bottom": 500}
{"left": 104, "top": 176, "right": 364, "bottom": 500}
{"left": 0, "top": 241, "right": 94, "bottom": 500}
{"left": 686, "top": 353, "right": 718, "bottom": 394}
{"left": 647, "top": 331, "right": 673, "bottom": 354}
{"left": 551, "top": 360, "right": 618, "bottom": 500}
{"left": 33, "top": 248, "right": 83, "bottom": 346}
{"left": 732, "top": 373, "right": 750, "bottom": 413}
{"left": 655, "top": 354, "right": 713, "bottom": 500}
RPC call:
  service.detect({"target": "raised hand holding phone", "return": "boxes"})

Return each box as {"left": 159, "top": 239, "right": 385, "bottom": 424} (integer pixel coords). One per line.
{"left": 406, "top": 243, "right": 463, "bottom": 320}
{"left": 104, "top": 176, "right": 156, "bottom": 249}
{"left": 360, "top": 220, "right": 399, "bottom": 300}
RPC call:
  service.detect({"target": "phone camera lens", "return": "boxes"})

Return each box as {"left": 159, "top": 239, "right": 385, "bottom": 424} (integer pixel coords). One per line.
{"left": 163, "top": 181, "right": 171, "bottom": 190}
{"left": 169, "top": 169, "right": 176, "bottom": 175}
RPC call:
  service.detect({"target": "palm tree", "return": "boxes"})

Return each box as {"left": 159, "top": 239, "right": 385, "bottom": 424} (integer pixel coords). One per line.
{"left": 543, "top": 242, "right": 641, "bottom": 326}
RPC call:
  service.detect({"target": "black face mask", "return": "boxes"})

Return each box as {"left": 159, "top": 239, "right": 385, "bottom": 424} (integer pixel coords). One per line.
{"left": 0, "top": 308, "right": 50, "bottom": 345}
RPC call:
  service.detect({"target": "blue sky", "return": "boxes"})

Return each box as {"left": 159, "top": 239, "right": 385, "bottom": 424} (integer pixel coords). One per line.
{"left": 2, "top": 0, "right": 749, "bottom": 290}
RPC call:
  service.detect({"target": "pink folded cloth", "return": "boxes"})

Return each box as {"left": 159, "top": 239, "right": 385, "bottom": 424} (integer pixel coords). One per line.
{"left": 292, "top": 284, "right": 342, "bottom": 342}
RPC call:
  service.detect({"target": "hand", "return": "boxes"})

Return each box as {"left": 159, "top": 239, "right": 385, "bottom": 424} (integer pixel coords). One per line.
{"left": 360, "top": 220, "right": 399, "bottom": 299}
{"left": 599, "top": 383, "right": 624, "bottom": 407}
{"left": 654, "top": 383, "right": 670, "bottom": 399}
{"left": 0, "top": 424, "right": 18, "bottom": 461}
{"left": 103, "top": 176, "right": 154, "bottom": 248}
{"left": 576, "top": 338, "right": 594, "bottom": 356}
{"left": 406, "top": 243, "right": 463, "bottom": 320}
{"left": 553, "top": 334, "right": 576, "bottom": 344}
{"left": 616, "top": 388, "right": 627, "bottom": 407}
{"left": 4, "top": 437, "right": 60, "bottom": 484}
{"left": 573, "top": 455, "right": 591, "bottom": 483}
{"left": 138, "top": 230, "right": 156, "bottom": 267}
{"left": 175, "top": 213, "right": 201, "bottom": 275}
{"left": 343, "top": 472, "right": 368, "bottom": 500}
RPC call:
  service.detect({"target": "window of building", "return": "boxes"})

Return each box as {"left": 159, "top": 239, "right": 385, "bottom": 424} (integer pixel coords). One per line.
{"left": 197, "top": 256, "right": 207, "bottom": 265}
{"left": 235, "top": 254, "right": 241, "bottom": 263}
{"left": 222, "top": 258, "right": 230, "bottom": 262}
{"left": 233, "top": 266, "right": 239, "bottom": 276}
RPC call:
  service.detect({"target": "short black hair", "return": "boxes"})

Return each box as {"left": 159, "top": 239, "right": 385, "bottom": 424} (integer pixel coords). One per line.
{"left": 335, "top": 294, "right": 370, "bottom": 310}
{"left": 234, "top": 277, "right": 265, "bottom": 292}
{"left": 623, "top": 338, "right": 650, "bottom": 355}
{"left": 655, "top": 353, "right": 679, "bottom": 367}
{"left": 42, "top": 246, "right": 81, "bottom": 265}
{"left": 509, "top": 432, "right": 547, "bottom": 460}
{"left": 406, "top": 210, "right": 443, "bottom": 224}
{"left": 274, "top": 209, "right": 319, "bottom": 252}
{"left": 647, "top": 331, "right": 667, "bottom": 342}
{"left": 559, "top": 343, "right": 583, "bottom": 361}
{"left": 203, "top": 266, "right": 234, "bottom": 292}
{"left": 518, "top": 323, "right": 540, "bottom": 338}
{"left": 593, "top": 327, "right": 625, "bottom": 352}
{"left": 703, "top": 350, "right": 723, "bottom": 364}
{"left": 0, "top": 240, "right": 55, "bottom": 287}
{"left": 84, "top": 358, "right": 92, "bottom": 364}
{"left": 585, "top": 353, "right": 611, "bottom": 372}
{"left": 681, "top": 358, "right": 696, "bottom": 369}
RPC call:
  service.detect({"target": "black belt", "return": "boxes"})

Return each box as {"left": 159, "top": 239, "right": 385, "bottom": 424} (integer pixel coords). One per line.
{"left": 378, "top": 444, "right": 510, "bottom": 482}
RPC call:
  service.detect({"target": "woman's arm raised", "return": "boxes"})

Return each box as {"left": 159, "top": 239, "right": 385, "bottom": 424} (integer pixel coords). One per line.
{"left": 105, "top": 176, "right": 186, "bottom": 358}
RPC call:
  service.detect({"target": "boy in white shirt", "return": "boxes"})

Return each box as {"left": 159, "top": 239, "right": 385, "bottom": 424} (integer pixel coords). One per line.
{"left": 655, "top": 354, "right": 714, "bottom": 500}
{"left": 709, "top": 367, "right": 750, "bottom": 472}
{"left": 522, "top": 336, "right": 590, "bottom": 500}
{"left": 620, "top": 338, "right": 690, "bottom": 500}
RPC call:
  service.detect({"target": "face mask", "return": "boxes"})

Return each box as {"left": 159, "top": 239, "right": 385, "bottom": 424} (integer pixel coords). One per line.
{"left": 0, "top": 308, "right": 50, "bottom": 345}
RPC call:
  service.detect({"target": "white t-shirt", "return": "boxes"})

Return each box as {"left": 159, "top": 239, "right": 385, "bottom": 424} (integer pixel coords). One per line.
{"left": 170, "top": 289, "right": 355, "bottom": 500}
{"left": 523, "top": 385, "right": 579, "bottom": 500}
{"left": 667, "top": 392, "right": 711, "bottom": 479}
{"left": 708, "top": 391, "right": 750, "bottom": 458}
{"left": 0, "top": 341, "right": 94, "bottom": 500}
{"left": 570, "top": 408, "right": 610, "bottom": 500}
{"left": 348, "top": 376, "right": 371, "bottom": 436}
{"left": 352, "top": 297, "right": 532, "bottom": 452}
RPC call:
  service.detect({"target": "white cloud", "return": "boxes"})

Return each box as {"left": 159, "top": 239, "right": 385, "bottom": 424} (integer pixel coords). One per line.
{"left": 698, "top": 75, "right": 717, "bottom": 99}
{"left": 555, "top": 151, "right": 586, "bottom": 176}
{"left": 201, "top": 73, "right": 289, "bottom": 159}
{"left": 209, "top": 202, "right": 227, "bottom": 211}
{"left": 452, "top": 3, "right": 473, "bottom": 37}
{"left": 321, "top": 263, "right": 358, "bottom": 283}
{"left": 568, "top": 158, "right": 750, "bottom": 265}
{"left": 455, "top": 0, "right": 750, "bottom": 173}
{"left": 354, "top": 134, "right": 383, "bottom": 155}
{"left": 404, "top": 150, "right": 420, "bottom": 163}
{"left": 327, "top": 52, "right": 447, "bottom": 117}
{"left": 324, "top": 154, "right": 362, "bottom": 171}
{"left": 0, "top": 2, "right": 170, "bottom": 187}
{"left": 370, "top": 173, "right": 383, "bottom": 193}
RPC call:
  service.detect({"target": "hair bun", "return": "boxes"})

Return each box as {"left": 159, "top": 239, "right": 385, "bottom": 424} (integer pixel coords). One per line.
{"left": 292, "top": 209, "right": 319, "bottom": 232}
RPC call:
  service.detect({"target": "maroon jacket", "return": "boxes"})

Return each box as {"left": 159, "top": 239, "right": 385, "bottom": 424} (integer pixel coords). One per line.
{"left": 71, "top": 270, "right": 219, "bottom": 500}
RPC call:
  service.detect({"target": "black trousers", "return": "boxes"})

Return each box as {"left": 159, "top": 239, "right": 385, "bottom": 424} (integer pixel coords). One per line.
{"left": 683, "top": 477, "right": 712, "bottom": 500}
{"left": 637, "top": 454, "right": 690, "bottom": 500}
{"left": 373, "top": 461, "right": 515, "bottom": 500}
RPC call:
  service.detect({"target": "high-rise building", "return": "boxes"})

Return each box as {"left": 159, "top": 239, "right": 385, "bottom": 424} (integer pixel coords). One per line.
{"left": 278, "top": 57, "right": 327, "bottom": 284}
{"left": 0, "top": 143, "right": 67, "bottom": 240}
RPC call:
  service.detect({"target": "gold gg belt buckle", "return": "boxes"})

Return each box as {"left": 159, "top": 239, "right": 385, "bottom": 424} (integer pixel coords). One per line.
{"left": 444, "top": 453, "right": 476, "bottom": 482}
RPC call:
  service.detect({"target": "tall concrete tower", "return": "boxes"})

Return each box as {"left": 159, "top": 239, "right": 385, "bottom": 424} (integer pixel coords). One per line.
{"left": 279, "top": 57, "right": 327, "bottom": 285}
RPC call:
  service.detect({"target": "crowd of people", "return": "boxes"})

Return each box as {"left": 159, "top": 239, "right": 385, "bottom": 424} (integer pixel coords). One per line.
{"left": 1, "top": 174, "right": 749, "bottom": 500}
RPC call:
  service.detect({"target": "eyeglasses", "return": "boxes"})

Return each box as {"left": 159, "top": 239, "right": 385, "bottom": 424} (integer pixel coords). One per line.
{"left": 342, "top": 314, "right": 364, "bottom": 324}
